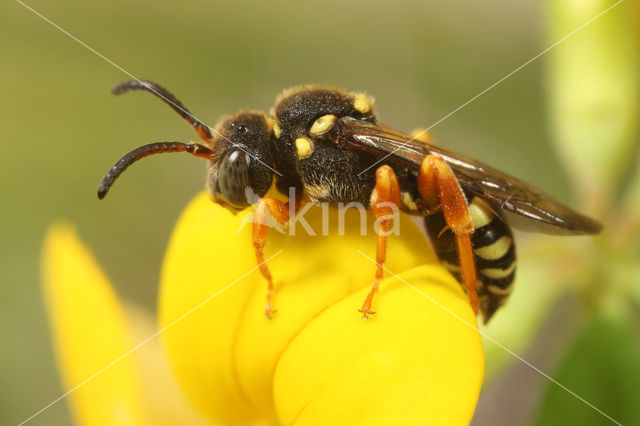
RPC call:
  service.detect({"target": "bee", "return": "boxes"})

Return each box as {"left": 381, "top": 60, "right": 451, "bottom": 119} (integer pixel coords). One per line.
{"left": 98, "top": 80, "right": 602, "bottom": 323}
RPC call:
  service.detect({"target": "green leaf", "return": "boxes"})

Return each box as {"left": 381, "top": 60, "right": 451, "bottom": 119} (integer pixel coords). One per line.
{"left": 535, "top": 314, "right": 640, "bottom": 425}
{"left": 546, "top": 0, "right": 639, "bottom": 211}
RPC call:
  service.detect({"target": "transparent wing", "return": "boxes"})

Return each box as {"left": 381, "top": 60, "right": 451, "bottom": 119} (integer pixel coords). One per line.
{"left": 337, "top": 117, "right": 602, "bottom": 235}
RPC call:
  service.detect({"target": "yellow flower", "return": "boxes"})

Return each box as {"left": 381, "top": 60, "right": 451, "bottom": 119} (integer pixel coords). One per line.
{"left": 42, "top": 192, "right": 484, "bottom": 425}
{"left": 41, "top": 222, "right": 210, "bottom": 426}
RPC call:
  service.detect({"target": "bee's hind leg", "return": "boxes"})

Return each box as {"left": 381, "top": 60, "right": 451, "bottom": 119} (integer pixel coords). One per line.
{"left": 418, "top": 155, "right": 479, "bottom": 315}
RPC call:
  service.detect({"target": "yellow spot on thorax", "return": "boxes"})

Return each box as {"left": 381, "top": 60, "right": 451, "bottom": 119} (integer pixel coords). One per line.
{"left": 295, "top": 137, "right": 314, "bottom": 159}
{"left": 273, "top": 120, "right": 281, "bottom": 138}
{"left": 402, "top": 192, "right": 418, "bottom": 211}
{"left": 353, "top": 94, "right": 371, "bottom": 113}
{"left": 310, "top": 114, "right": 337, "bottom": 136}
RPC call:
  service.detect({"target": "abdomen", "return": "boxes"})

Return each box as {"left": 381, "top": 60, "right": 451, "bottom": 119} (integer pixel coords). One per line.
{"left": 424, "top": 195, "right": 516, "bottom": 323}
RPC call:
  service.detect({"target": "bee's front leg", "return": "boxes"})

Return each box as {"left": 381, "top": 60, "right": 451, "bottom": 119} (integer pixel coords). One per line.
{"left": 253, "top": 197, "right": 290, "bottom": 319}
{"left": 359, "top": 165, "right": 402, "bottom": 319}
{"left": 418, "top": 155, "right": 479, "bottom": 315}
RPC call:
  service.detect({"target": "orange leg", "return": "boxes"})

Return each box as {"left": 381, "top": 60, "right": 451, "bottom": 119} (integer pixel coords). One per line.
{"left": 418, "top": 155, "right": 479, "bottom": 315}
{"left": 360, "top": 165, "right": 402, "bottom": 319}
{"left": 253, "top": 197, "right": 290, "bottom": 319}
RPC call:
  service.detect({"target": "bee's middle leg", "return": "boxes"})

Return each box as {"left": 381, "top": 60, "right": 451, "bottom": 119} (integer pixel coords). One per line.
{"left": 359, "top": 165, "right": 402, "bottom": 319}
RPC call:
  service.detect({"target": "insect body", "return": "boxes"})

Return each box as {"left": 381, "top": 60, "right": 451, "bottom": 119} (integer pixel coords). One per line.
{"left": 98, "top": 80, "right": 602, "bottom": 323}
{"left": 425, "top": 194, "right": 516, "bottom": 323}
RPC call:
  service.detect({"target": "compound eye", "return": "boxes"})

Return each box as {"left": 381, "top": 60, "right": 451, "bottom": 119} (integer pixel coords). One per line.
{"left": 309, "top": 114, "right": 337, "bottom": 137}
{"left": 218, "top": 149, "right": 251, "bottom": 208}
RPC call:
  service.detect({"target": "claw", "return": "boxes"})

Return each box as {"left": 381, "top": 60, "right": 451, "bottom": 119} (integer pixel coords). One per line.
{"left": 265, "top": 306, "right": 277, "bottom": 320}
{"left": 359, "top": 308, "right": 376, "bottom": 320}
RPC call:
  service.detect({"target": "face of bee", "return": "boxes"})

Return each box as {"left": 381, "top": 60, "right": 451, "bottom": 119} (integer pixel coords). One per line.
{"left": 207, "top": 111, "right": 275, "bottom": 212}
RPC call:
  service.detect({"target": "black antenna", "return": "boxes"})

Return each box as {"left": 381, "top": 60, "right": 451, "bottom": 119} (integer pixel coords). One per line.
{"left": 97, "top": 142, "right": 214, "bottom": 199}
{"left": 112, "top": 80, "right": 213, "bottom": 141}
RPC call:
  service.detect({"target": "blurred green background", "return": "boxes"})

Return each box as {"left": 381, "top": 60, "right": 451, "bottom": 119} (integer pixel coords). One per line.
{"left": 2, "top": 0, "right": 638, "bottom": 424}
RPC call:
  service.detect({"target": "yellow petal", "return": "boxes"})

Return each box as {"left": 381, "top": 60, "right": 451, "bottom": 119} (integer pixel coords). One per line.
{"left": 123, "top": 303, "right": 210, "bottom": 426}
{"left": 159, "top": 192, "right": 484, "bottom": 424}
{"left": 159, "top": 194, "right": 262, "bottom": 424}
{"left": 273, "top": 266, "right": 483, "bottom": 425}
{"left": 41, "top": 222, "right": 144, "bottom": 426}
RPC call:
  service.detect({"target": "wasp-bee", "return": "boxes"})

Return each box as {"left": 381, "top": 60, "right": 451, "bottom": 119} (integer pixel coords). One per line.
{"left": 98, "top": 80, "right": 602, "bottom": 323}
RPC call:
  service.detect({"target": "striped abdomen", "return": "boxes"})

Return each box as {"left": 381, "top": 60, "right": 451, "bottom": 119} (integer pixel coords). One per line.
{"left": 424, "top": 195, "right": 516, "bottom": 323}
